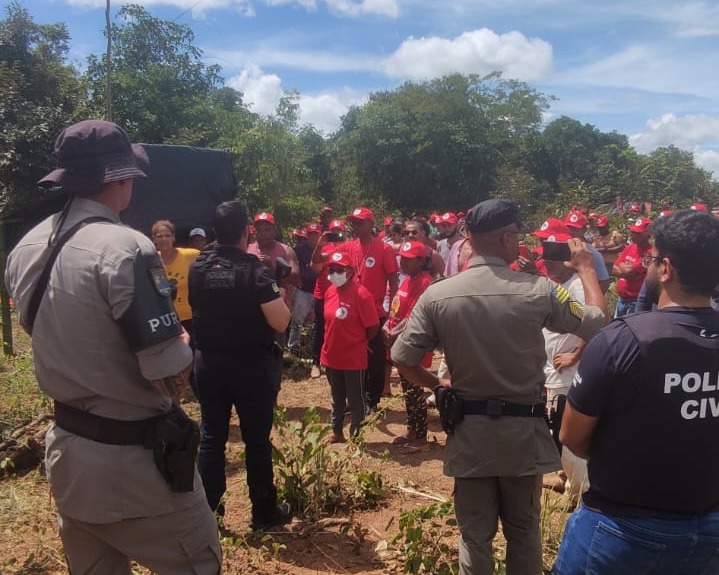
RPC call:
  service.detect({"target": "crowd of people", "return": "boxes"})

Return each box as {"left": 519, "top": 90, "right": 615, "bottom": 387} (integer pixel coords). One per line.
{"left": 6, "top": 117, "right": 719, "bottom": 575}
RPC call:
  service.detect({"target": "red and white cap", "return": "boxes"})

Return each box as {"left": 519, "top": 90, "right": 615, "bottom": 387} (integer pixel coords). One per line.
{"left": 399, "top": 241, "right": 429, "bottom": 259}
{"left": 329, "top": 219, "right": 346, "bottom": 232}
{"left": 658, "top": 210, "right": 672, "bottom": 218}
{"left": 254, "top": 212, "right": 275, "bottom": 225}
{"left": 595, "top": 215, "right": 609, "bottom": 228}
{"left": 533, "top": 218, "right": 572, "bottom": 240}
{"left": 292, "top": 227, "right": 307, "bottom": 238}
{"left": 305, "top": 222, "right": 321, "bottom": 234}
{"left": 347, "top": 207, "right": 374, "bottom": 221}
{"left": 628, "top": 202, "right": 641, "bottom": 213}
{"left": 564, "top": 211, "right": 587, "bottom": 229}
{"left": 629, "top": 216, "right": 652, "bottom": 233}
{"left": 329, "top": 251, "right": 353, "bottom": 269}
{"left": 691, "top": 203, "right": 708, "bottom": 212}
{"left": 439, "top": 212, "right": 458, "bottom": 224}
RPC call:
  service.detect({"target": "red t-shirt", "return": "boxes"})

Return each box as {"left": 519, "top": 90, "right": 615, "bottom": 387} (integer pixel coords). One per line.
{"left": 338, "top": 238, "right": 398, "bottom": 317}
{"left": 615, "top": 242, "right": 651, "bottom": 299}
{"left": 321, "top": 281, "right": 379, "bottom": 370}
{"left": 386, "top": 272, "right": 433, "bottom": 367}
{"left": 313, "top": 242, "right": 340, "bottom": 299}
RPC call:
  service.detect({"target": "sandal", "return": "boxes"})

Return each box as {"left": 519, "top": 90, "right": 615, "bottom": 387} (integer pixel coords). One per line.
{"left": 401, "top": 441, "right": 430, "bottom": 453}
{"left": 391, "top": 434, "right": 413, "bottom": 445}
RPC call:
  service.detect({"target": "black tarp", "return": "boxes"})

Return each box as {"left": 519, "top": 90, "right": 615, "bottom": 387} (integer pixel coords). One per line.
{"left": 2, "top": 144, "right": 237, "bottom": 250}
{"left": 123, "top": 144, "right": 237, "bottom": 240}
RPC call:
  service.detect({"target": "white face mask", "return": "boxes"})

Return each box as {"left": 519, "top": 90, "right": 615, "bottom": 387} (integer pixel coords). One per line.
{"left": 328, "top": 271, "right": 349, "bottom": 287}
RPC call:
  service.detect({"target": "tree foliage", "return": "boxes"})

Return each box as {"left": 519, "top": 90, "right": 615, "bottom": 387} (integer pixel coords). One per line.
{"left": 1, "top": 4, "right": 718, "bottom": 222}
{"left": 0, "top": 2, "right": 80, "bottom": 213}
{"left": 83, "top": 4, "right": 224, "bottom": 144}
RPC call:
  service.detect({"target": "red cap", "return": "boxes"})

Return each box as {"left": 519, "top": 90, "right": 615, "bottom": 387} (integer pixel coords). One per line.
{"left": 658, "top": 210, "right": 672, "bottom": 218}
{"left": 691, "top": 203, "right": 708, "bottom": 212}
{"left": 533, "top": 218, "right": 571, "bottom": 240}
{"left": 398, "top": 240, "right": 429, "bottom": 259}
{"left": 328, "top": 251, "right": 353, "bottom": 269}
{"left": 629, "top": 216, "right": 652, "bottom": 233}
{"left": 457, "top": 211, "right": 465, "bottom": 218}
{"left": 254, "top": 212, "right": 275, "bottom": 225}
{"left": 429, "top": 212, "right": 440, "bottom": 224}
{"left": 564, "top": 211, "right": 587, "bottom": 229}
{"left": 305, "top": 222, "right": 321, "bottom": 234}
{"left": 329, "top": 219, "right": 346, "bottom": 232}
{"left": 595, "top": 215, "right": 609, "bottom": 228}
{"left": 347, "top": 207, "right": 374, "bottom": 221}
{"left": 629, "top": 203, "right": 641, "bottom": 213}
{"left": 383, "top": 216, "right": 394, "bottom": 227}
{"left": 439, "top": 212, "right": 458, "bottom": 224}
{"left": 292, "top": 227, "right": 307, "bottom": 238}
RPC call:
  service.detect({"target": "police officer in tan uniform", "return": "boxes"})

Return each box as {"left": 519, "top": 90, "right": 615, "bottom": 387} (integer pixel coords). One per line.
{"left": 391, "top": 199, "right": 607, "bottom": 575}
{"left": 5, "top": 120, "right": 221, "bottom": 574}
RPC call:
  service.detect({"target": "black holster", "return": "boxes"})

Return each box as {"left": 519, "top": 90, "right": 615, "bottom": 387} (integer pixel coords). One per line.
{"left": 435, "top": 385, "right": 464, "bottom": 434}
{"left": 547, "top": 394, "right": 566, "bottom": 455}
{"left": 144, "top": 404, "right": 200, "bottom": 493}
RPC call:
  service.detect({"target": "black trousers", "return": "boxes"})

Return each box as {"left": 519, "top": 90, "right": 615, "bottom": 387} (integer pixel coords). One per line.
{"left": 311, "top": 297, "right": 325, "bottom": 366}
{"left": 195, "top": 350, "right": 277, "bottom": 524}
{"left": 364, "top": 317, "right": 387, "bottom": 409}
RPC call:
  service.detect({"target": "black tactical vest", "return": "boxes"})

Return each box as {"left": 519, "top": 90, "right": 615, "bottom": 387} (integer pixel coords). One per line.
{"left": 588, "top": 310, "right": 719, "bottom": 514}
{"left": 189, "top": 247, "right": 274, "bottom": 355}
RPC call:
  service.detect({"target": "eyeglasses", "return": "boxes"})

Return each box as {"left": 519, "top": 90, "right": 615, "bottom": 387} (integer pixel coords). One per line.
{"left": 642, "top": 253, "right": 662, "bottom": 268}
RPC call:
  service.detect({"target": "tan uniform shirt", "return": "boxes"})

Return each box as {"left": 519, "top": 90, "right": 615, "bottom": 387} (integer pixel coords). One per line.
{"left": 5, "top": 198, "right": 202, "bottom": 523}
{"left": 391, "top": 255, "right": 605, "bottom": 478}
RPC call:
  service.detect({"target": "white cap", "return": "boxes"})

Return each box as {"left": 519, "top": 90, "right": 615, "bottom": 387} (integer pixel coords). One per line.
{"left": 189, "top": 227, "right": 206, "bottom": 238}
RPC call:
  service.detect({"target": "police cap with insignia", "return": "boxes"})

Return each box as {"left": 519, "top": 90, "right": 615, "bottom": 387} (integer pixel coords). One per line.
{"left": 465, "top": 199, "right": 523, "bottom": 233}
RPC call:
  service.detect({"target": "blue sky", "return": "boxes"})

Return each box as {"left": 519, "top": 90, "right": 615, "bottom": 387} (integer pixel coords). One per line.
{"left": 16, "top": 0, "right": 719, "bottom": 175}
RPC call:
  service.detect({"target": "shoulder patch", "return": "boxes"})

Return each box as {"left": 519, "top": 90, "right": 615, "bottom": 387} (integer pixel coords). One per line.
{"left": 551, "top": 283, "right": 570, "bottom": 304}
{"left": 569, "top": 300, "right": 585, "bottom": 319}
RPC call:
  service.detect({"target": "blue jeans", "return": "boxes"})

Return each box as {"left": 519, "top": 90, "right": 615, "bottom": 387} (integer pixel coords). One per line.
{"left": 553, "top": 504, "right": 719, "bottom": 575}
{"left": 195, "top": 350, "right": 277, "bottom": 525}
{"left": 614, "top": 298, "right": 637, "bottom": 318}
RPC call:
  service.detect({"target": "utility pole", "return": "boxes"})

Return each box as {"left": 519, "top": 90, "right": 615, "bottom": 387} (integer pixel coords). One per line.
{"left": 105, "top": 0, "right": 112, "bottom": 121}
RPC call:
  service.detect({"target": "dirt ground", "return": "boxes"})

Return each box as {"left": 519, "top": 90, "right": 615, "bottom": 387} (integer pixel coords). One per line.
{"left": 0, "top": 360, "right": 571, "bottom": 575}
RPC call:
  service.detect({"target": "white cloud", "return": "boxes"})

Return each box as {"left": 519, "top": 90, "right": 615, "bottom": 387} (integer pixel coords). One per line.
{"left": 325, "top": 0, "right": 399, "bottom": 18}
{"left": 653, "top": 2, "right": 719, "bottom": 38}
{"left": 257, "top": 0, "right": 400, "bottom": 16}
{"left": 299, "top": 89, "right": 366, "bottom": 133}
{"left": 212, "top": 48, "right": 376, "bottom": 74}
{"left": 228, "top": 65, "right": 283, "bottom": 115}
{"left": 382, "top": 28, "right": 553, "bottom": 82}
{"left": 694, "top": 149, "right": 719, "bottom": 176}
{"left": 228, "top": 65, "right": 362, "bottom": 132}
{"left": 66, "top": 0, "right": 254, "bottom": 17}
{"left": 630, "top": 113, "right": 719, "bottom": 153}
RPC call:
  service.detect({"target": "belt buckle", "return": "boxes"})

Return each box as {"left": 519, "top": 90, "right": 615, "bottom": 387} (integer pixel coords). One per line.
{"left": 486, "top": 399, "right": 504, "bottom": 417}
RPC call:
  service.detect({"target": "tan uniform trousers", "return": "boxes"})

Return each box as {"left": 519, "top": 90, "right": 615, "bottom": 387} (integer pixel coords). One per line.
{"left": 58, "top": 497, "right": 221, "bottom": 575}
{"left": 455, "top": 475, "right": 543, "bottom": 575}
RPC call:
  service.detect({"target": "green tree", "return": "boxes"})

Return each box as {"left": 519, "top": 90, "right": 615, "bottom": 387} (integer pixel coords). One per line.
{"left": 0, "top": 2, "right": 80, "bottom": 213}
{"left": 332, "top": 73, "right": 550, "bottom": 212}
{"left": 83, "top": 4, "right": 222, "bottom": 144}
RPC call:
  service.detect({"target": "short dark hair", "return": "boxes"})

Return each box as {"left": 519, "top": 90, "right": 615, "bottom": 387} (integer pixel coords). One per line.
{"left": 651, "top": 209, "right": 719, "bottom": 295}
{"left": 214, "top": 200, "right": 248, "bottom": 245}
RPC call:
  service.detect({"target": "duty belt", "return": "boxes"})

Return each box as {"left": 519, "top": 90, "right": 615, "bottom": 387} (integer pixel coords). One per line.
{"left": 54, "top": 400, "right": 162, "bottom": 445}
{"left": 463, "top": 399, "right": 546, "bottom": 417}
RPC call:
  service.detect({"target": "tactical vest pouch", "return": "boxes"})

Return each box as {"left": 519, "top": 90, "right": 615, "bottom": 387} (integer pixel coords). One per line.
{"left": 144, "top": 404, "right": 200, "bottom": 493}
{"left": 435, "top": 385, "right": 464, "bottom": 434}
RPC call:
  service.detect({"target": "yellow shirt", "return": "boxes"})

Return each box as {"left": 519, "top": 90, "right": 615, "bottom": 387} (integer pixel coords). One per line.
{"left": 165, "top": 247, "right": 200, "bottom": 321}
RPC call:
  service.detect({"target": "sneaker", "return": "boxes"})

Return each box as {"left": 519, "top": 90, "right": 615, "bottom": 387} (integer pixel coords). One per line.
{"left": 310, "top": 365, "right": 321, "bottom": 379}
{"left": 250, "top": 502, "right": 293, "bottom": 531}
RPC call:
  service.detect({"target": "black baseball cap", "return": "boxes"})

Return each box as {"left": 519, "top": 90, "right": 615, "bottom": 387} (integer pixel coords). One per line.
{"left": 465, "top": 199, "right": 523, "bottom": 233}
